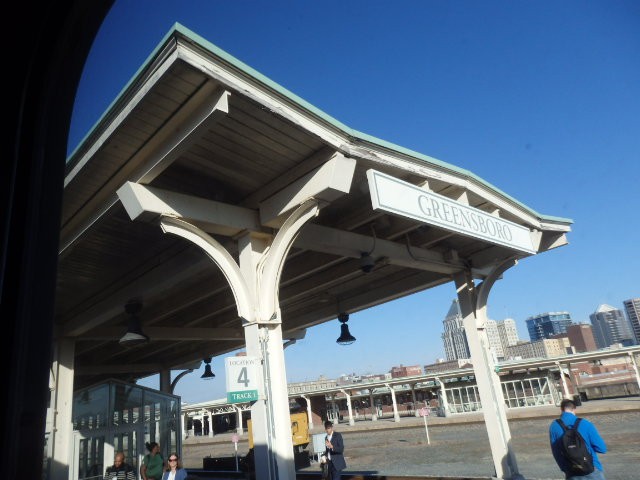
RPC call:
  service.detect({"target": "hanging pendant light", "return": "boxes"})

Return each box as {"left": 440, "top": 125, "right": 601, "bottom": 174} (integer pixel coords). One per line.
{"left": 336, "top": 313, "right": 356, "bottom": 345}
{"left": 119, "top": 299, "right": 149, "bottom": 347}
{"left": 201, "top": 357, "right": 215, "bottom": 379}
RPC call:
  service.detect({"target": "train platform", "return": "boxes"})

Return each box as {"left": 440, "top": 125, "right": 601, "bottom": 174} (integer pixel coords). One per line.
{"left": 183, "top": 396, "right": 640, "bottom": 448}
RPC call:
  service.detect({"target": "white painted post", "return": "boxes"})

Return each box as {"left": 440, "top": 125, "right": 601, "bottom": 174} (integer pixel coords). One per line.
{"left": 555, "top": 361, "right": 570, "bottom": 399}
{"left": 234, "top": 405, "right": 244, "bottom": 435}
{"left": 385, "top": 383, "right": 400, "bottom": 422}
{"left": 182, "top": 413, "right": 188, "bottom": 440}
{"left": 301, "top": 395, "right": 314, "bottom": 430}
{"left": 369, "top": 390, "right": 377, "bottom": 421}
{"left": 239, "top": 234, "right": 295, "bottom": 480}
{"left": 208, "top": 411, "right": 214, "bottom": 438}
{"left": 103, "top": 441, "right": 115, "bottom": 479}
{"left": 454, "top": 268, "right": 520, "bottom": 479}
{"left": 435, "top": 377, "right": 449, "bottom": 417}
{"left": 628, "top": 352, "right": 640, "bottom": 390}
{"left": 340, "top": 389, "right": 355, "bottom": 426}
{"left": 420, "top": 408, "right": 431, "bottom": 445}
{"left": 49, "top": 338, "right": 76, "bottom": 480}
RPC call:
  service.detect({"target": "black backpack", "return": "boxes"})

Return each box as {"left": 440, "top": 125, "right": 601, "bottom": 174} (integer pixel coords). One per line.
{"left": 556, "top": 417, "right": 595, "bottom": 475}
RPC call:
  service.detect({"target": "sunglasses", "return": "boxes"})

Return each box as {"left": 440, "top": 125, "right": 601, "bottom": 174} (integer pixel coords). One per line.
{"left": 169, "top": 458, "right": 178, "bottom": 462}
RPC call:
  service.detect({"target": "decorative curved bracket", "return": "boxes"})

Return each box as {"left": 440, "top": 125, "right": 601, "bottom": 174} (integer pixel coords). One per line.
{"left": 257, "top": 198, "right": 319, "bottom": 321}
{"left": 474, "top": 257, "right": 518, "bottom": 325}
{"left": 169, "top": 369, "right": 194, "bottom": 395}
{"left": 160, "top": 216, "right": 255, "bottom": 324}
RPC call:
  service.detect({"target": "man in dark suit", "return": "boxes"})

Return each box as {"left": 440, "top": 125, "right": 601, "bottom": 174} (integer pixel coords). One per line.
{"left": 324, "top": 420, "right": 346, "bottom": 479}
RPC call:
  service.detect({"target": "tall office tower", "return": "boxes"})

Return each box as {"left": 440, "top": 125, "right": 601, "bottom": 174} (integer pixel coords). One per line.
{"left": 623, "top": 298, "right": 640, "bottom": 344}
{"left": 566, "top": 324, "right": 597, "bottom": 352}
{"left": 497, "top": 318, "right": 520, "bottom": 350}
{"left": 485, "top": 319, "right": 504, "bottom": 359}
{"left": 441, "top": 299, "right": 471, "bottom": 361}
{"left": 590, "top": 304, "right": 636, "bottom": 348}
{"left": 526, "top": 312, "right": 573, "bottom": 342}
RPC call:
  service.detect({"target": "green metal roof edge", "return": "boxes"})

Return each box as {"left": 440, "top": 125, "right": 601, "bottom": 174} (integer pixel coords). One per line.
{"left": 67, "top": 24, "right": 181, "bottom": 162}
{"left": 347, "top": 127, "right": 572, "bottom": 225}
{"left": 67, "top": 22, "right": 573, "bottom": 226}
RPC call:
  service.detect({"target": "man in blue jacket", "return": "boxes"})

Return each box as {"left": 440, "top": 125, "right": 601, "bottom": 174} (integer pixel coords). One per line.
{"left": 549, "top": 398, "right": 607, "bottom": 480}
{"left": 324, "top": 420, "right": 346, "bottom": 479}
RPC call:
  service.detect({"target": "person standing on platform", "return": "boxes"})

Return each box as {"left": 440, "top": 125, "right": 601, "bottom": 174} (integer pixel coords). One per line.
{"left": 324, "top": 420, "right": 346, "bottom": 480}
{"left": 140, "top": 442, "right": 165, "bottom": 480}
{"left": 104, "top": 451, "right": 135, "bottom": 480}
{"left": 161, "top": 453, "right": 188, "bottom": 480}
{"left": 549, "top": 398, "right": 607, "bottom": 480}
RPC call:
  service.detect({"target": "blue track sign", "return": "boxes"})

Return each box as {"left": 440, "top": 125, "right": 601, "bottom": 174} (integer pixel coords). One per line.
{"left": 225, "top": 356, "right": 260, "bottom": 403}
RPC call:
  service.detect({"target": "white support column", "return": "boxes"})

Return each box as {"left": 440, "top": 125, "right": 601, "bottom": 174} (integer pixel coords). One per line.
{"left": 49, "top": 338, "right": 76, "bottom": 480}
{"left": 435, "top": 377, "right": 449, "bottom": 417}
{"left": 300, "top": 395, "right": 314, "bottom": 430}
{"left": 234, "top": 405, "right": 244, "bottom": 435}
{"left": 239, "top": 233, "right": 289, "bottom": 480}
{"left": 385, "top": 384, "right": 400, "bottom": 422}
{"left": 182, "top": 413, "right": 188, "bottom": 440}
{"left": 369, "top": 390, "right": 377, "bottom": 421}
{"left": 208, "top": 411, "right": 214, "bottom": 438}
{"left": 239, "top": 206, "right": 317, "bottom": 480}
{"left": 155, "top": 181, "right": 333, "bottom": 480}
{"left": 411, "top": 385, "right": 420, "bottom": 417}
{"left": 454, "top": 263, "right": 521, "bottom": 480}
{"left": 555, "top": 362, "right": 570, "bottom": 399}
{"left": 628, "top": 352, "right": 640, "bottom": 390}
{"left": 103, "top": 443, "right": 115, "bottom": 478}
{"left": 340, "top": 389, "right": 355, "bottom": 426}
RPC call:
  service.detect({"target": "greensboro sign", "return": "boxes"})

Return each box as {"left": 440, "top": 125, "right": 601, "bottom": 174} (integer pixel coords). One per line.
{"left": 366, "top": 169, "right": 535, "bottom": 254}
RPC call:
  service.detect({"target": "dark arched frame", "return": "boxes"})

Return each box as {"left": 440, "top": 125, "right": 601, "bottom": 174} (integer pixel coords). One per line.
{"left": 2, "top": 2, "right": 113, "bottom": 478}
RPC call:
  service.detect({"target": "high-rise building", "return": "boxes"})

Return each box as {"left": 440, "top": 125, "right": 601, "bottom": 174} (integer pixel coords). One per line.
{"left": 623, "top": 298, "right": 640, "bottom": 344}
{"left": 440, "top": 300, "right": 517, "bottom": 361}
{"left": 441, "top": 299, "right": 471, "bottom": 361}
{"left": 485, "top": 319, "right": 504, "bottom": 359}
{"left": 590, "top": 304, "right": 636, "bottom": 348}
{"left": 526, "top": 312, "right": 573, "bottom": 342}
{"left": 497, "top": 318, "right": 520, "bottom": 349}
{"left": 504, "top": 338, "right": 571, "bottom": 360}
{"left": 566, "top": 324, "right": 597, "bottom": 352}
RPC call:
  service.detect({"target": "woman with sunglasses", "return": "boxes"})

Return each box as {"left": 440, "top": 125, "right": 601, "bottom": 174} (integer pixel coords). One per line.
{"left": 161, "top": 454, "right": 188, "bottom": 480}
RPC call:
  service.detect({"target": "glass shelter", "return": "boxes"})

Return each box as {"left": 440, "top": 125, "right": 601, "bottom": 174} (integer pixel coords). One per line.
{"left": 71, "top": 380, "right": 180, "bottom": 480}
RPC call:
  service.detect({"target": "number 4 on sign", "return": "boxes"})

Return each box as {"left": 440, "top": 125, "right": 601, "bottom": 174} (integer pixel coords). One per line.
{"left": 237, "top": 367, "right": 250, "bottom": 387}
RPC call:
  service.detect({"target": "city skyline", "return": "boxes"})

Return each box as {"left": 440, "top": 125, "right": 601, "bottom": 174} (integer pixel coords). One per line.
{"left": 72, "top": 1, "right": 640, "bottom": 404}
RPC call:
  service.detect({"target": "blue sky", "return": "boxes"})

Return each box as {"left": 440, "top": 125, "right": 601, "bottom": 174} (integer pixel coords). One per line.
{"left": 69, "top": 1, "right": 640, "bottom": 403}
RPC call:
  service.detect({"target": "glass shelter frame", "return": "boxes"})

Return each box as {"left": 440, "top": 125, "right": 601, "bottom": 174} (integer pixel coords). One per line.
{"left": 71, "top": 379, "right": 181, "bottom": 480}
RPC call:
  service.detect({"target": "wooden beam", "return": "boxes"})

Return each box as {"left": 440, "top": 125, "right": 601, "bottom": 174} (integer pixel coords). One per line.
{"left": 76, "top": 327, "right": 244, "bottom": 341}
{"left": 259, "top": 153, "right": 356, "bottom": 227}
{"left": 117, "top": 181, "right": 262, "bottom": 236}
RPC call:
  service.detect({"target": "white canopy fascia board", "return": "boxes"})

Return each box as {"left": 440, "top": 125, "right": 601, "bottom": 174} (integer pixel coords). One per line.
{"left": 349, "top": 144, "right": 552, "bottom": 232}
{"left": 118, "top": 183, "right": 463, "bottom": 275}
{"left": 176, "top": 44, "right": 353, "bottom": 153}
{"left": 258, "top": 153, "right": 356, "bottom": 227}
{"left": 76, "top": 327, "right": 244, "bottom": 341}
{"left": 60, "top": 82, "right": 230, "bottom": 255}
{"left": 64, "top": 48, "right": 181, "bottom": 185}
